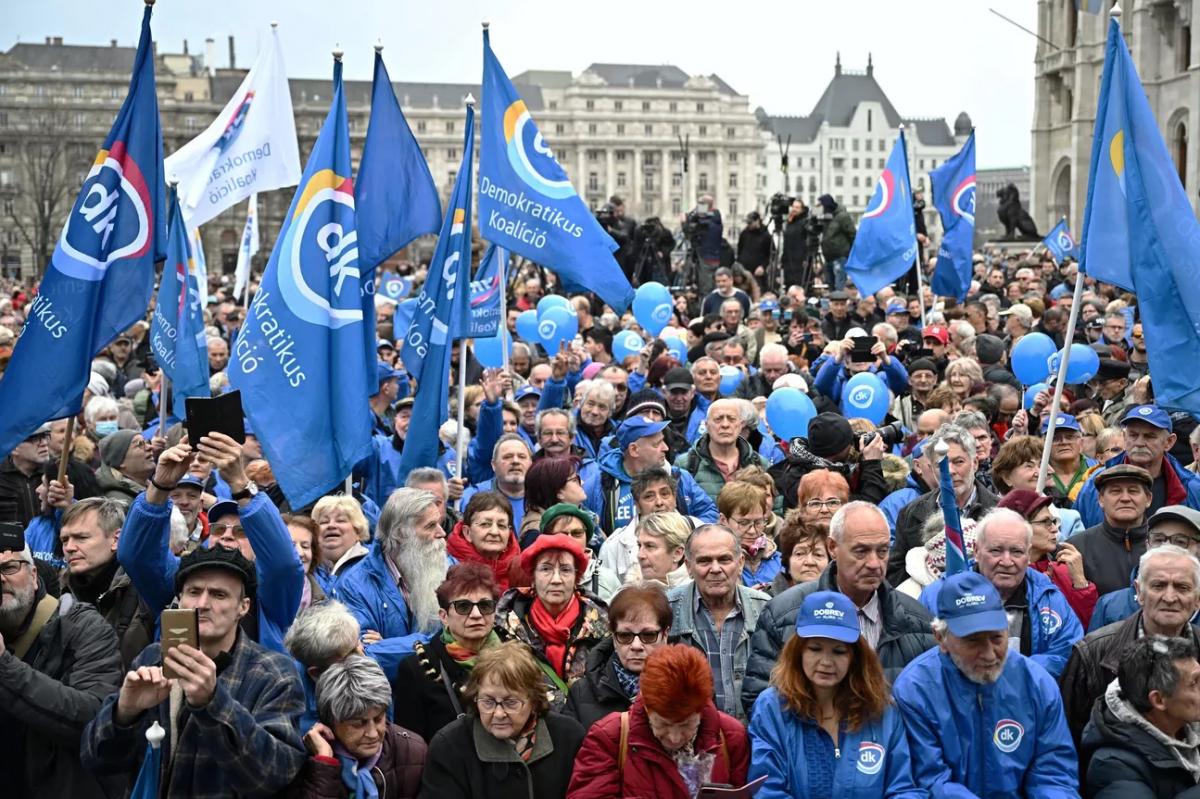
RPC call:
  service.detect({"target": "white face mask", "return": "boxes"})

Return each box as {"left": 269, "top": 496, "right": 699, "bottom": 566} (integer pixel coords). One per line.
{"left": 95, "top": 420, "right": 119, "bottom": 438}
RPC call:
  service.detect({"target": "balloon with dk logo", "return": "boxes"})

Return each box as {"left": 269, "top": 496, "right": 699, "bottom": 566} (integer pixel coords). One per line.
{"left": 719, "top": 365, "right": 744, "bottom": 396}
{"left": 612, "top": 330, "right": 644, "bottom": 365}
{"left": 663, "top": 336, "right": 687, "bottom": 365}
{"left": 1010, "top": 332, "right": 1056, "bottom": 385}
{"left": 515, "top": 309, "right": 540, "bottom": 343}
{"left": 632, "top": 282, "right": 674, "bottom": 338}
{"left": 473, "top": 329, "right": 511, "bottom": 369}
{"left": 765, "top": 387, "right": 817, "bottom": 441}
{"left": 536, "top": 305, "right": 576, "bottom": 352}
{"left": 841, "top": 372, "right": 890, "bottom": 424}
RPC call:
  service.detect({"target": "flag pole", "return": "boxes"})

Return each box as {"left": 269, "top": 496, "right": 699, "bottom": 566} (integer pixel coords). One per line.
{"left": 57, "top": 416, "right": 74, "bottom": 484}
{"left": 455, "top": 94, "right": 476, "bottom": 495}
{"left": 1035, "top": 268, "right": 1085, "bottom": 493}
{"left": 159, "top": 374, "right": 170, "bottom": 438}
{"left": 898, "top": 125, "right": 928, "bottom": 328}
{"left": 498, "top": 248, "right": 511, "bottom": 396}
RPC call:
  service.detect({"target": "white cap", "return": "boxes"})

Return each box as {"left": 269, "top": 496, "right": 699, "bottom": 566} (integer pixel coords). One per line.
{"left": 772, "top": 374, "right": 809, "bottom": 394}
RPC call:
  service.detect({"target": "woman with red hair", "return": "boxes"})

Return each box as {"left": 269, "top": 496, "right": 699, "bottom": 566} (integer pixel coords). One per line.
{"left": 445, "top": 491, "right": 521, "bottom": 592}
{"left": 568, "top": 644, "right": 750, "bottom": 798}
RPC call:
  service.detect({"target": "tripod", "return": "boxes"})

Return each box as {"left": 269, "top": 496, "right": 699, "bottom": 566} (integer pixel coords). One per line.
{"left": 765, "top": 216, "right": 786, "bottom": 295}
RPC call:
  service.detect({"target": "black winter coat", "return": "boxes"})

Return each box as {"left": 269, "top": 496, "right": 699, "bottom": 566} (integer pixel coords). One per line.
{"left": 0, "top": 457, "right": 40, "bottom": 526}
{"left": 1081, "top": 689, "right": 1200, "bottom": 799}
{"left": 0, "top": 593, "right": 124, "bottom": 799}
{"left": 888, "top": 480, "right": 999, "bottom": 587}
{"left": 768, "top": 444, "right": 890, "bottom": 511}
{"left": 392, "top": 635, "right": 472, "bottom": 743}
{"left": 64, "top": 562, "right": 155, "bottom": 671}
{"left": 419, "top": 712, "right": 586, "bottom": 799}
{"left": 741, "top": 562, "right": 935, "bottom": 715}
{"left": 563, "top": 637, "right": 633, "bottom": 730}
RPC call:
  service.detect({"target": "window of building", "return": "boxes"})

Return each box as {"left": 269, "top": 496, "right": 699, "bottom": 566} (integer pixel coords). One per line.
{"left": 729, "top": 152, "right": 738, "bottom": 163}
{"left": 35, "top": 85, "right": 46, "bottom": 97}
{"left": 852, "top": 176, "right": 859, "bottom": 187}
{"left": 851, "top": 158, "right": 859, "bottom": 168}
{"left": 555, "top": 123, "right": 565, "bottom": 134}
{"left": 834, "top": 176, "right": 843, "bottom": 187}
{"left": 614, "top": 100, "right": 623, "bottom": 111}
{"left": 672, "top": 198, "right": 682, "bottom": 215}
{"left": 865, "top": 139, "right": 873, "bottom": 152}
{"left": 832, "top": 157, "right": 844, "bottom": 169}
{"left": 0, "top": 170, "right": 10, "bottom": 187}
{"left": 698, "top": 152, "right": 711, "bottom": 164}
{"left": 185, "top": 116, "right": 196, "bottom": 130}
{"left": 919, "top": 159, "right": 925, "bottom": 170}
{"left": 617, "top": 172, "right": 627, "bottom": 188}
{"left": 726, "top": 126, "right": 735, "bottom": 139}
{"left": 548, "top": 100, "right": 558, "bottom": 110}
{"left": 588, "top": 150, "right": 599, "bottom": 162}
{"left": 852, "top": 139, "right": 859, "bottom": 151}
{"left": 588, "top": 172, "right": 599, "bottom": 191}
{"left": 729, "top": 173, "right": 738, "bottom": 188}
{"left": 669, "top": 101, "right": 678, "bottom": 112}
{"left": 808, "top": 177, "right": 817, "bottom": 193}
{"left": 671, "top": 150, "right": 682, "bottom": 161}
{"left": 1180, "top": 26, "right": 1192, "bottom": 74}
{"left": 446, "top": 121, "right": 455, "bottom": 133}
{"left": 2, "top": 199, "right": 12, "bottom": 216}
{"left": 697, "top": 125, "right": 706, "bottom": 137}
{"left": 671, "top": 124, "right": 680, "bottom": 135}
{"left": 586, "top": 99, "right": 595, "bottom": 111}
{"left": 642, "top": 100, "right": 651, "bottom": 111}
{"left": 644, "top": 123, "right": 653, "bottom": 136}
{"left": 698, "top": 173, "right": 709, "bottom": 191}
{"left": 729, "top": 198, "right": 737, "bottom": 217}
{"left": 557, "top": 149, "right": 568, "bottom": 161}
{"left": 878, "top": 139, "right": 885, "bottom": 151}
{"left": 448, "top": 170, "right": 457, "bottom": 184}
{"left": 1175, "top": 120, "right": 1189, "bottom": 188}
{"left": 809, "top": 157, "right": 816, "bottom": 168}
{"left": 616, "top": 151, "right": 628, "bottom": 162}
{"left": 867, "top": 109, "right": 873, "bottom": 131}
{"left": 616, "top": 123, "right": 625, "bottom": 135}
{"left": 672, "top": 172, "right": 682, "bottom": 187}
{"left": 878, "top": 158, "right": 885, "bottom": 168}
{"left": 447, "top": 148, "right": 458, "bottom": 159}
{"left": 644, "top": 173, "right": 655, "bottom": 191}
{"left": 417, "top": 121, "right": 426, "bottom": 133}
{"left": 588, "top": 123, "right": 597, "bottom": 135}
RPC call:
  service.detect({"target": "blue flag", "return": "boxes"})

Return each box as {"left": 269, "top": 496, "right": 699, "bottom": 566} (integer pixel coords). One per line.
{"left": 845, "top": 130, "right": 917, "bottom": 297}
{"left": 929, "top": 130, "right": 975, "bottom": 301}
{"left": 480, "top": 28, "right": 634, "bottom": 312}
{"left": 938, "top": 453, "right": 968, "bottom": 577}
{"left": 150, "top": 188, "right": 210, "bottom": 419}
{"left": 1041, "top": 219, "right": 1079, "bottom": 264}
{"left": 0, "top": 5, "right": 165, "bottom": 457}
{"left": 398, "top": 104, "right": 476, "bottom": 480}
{"left": 458, "top": 243, "right": 505, "bottom": 339}
{"left": 231, "top": 58, "right": 372, "bottom": 508}
{"left": 1080, "top": 18, "right": 1200, "bottom": 414}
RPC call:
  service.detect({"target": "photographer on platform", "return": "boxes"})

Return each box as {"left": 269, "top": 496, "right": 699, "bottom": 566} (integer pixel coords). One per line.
{"left": 631, "top": 216, "right": 676, "bottom": 287}
{"left": 817, "top": 194, "right": 856, "bottom": 290}
{"left": 737, "top": 211, "right": 772, "bottom": 281}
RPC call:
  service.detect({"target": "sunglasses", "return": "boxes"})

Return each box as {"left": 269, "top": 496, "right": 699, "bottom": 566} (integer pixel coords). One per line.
{"left": 614, "top": 630, "right": 663, "bottom": 645}
{"left": 448, "top": 598, "right": 497, "bottom": 616}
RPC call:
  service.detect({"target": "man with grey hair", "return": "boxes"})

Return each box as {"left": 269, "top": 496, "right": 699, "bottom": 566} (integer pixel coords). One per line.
{"left": 734, "top": 342, "right": 791, "bottom": 400}
{"left": 460, "top": 434, "right": 532, "bottom": 529}
{"left": 0, "top": 536, "right": 124, "bottom": 797}
{"left": 575, "top": 379, "right": 617, "bottom": 460}
{"left": 893, "top": 571, "right": 1078, "bottom": 796}
{"left": 952, "top": 409, "right": 995, "bottom": 484}
{"left": 743, "top": 500, "right": 935, "bottom": 713}
{"left": 917, "top": 508, "right": 1083, "bottom": 677}
{"left": 334, "top": 487, "right": 447, "bottom": 678}
{"left": 890, "top": 424, "right": 999, "bottom": 586}
{"left": 405, "top": 466, "right": 459, "bottom": 532}
{"left": 676, "top": 398, "right": 769, "bottom": 503}
{"left": 1060, "top": 544, "right": 1200, "bottom": 748}
{"left": 284, "top": 600, "right": 363, "bottom": 730}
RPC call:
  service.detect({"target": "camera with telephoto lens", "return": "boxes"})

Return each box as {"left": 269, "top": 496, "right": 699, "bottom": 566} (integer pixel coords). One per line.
{"left": 682, "top": 209, "right": 713, "bottom": 242}
{"left": 860, "top": 422, "right": 905, "bottom": 450}
{"left": 768, "top": 192, "right": 794, "bottom": 221}
{"left": 595, "top": 203, "right": 618, "bottom": 230}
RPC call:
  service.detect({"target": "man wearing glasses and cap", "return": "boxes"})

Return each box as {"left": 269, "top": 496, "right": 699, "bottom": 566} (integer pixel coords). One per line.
{"left": 0, "top": 423, "right": 51, "bottom": 526}
{"left": 1043, "top": 414, "right": 1101, "bottom": 503}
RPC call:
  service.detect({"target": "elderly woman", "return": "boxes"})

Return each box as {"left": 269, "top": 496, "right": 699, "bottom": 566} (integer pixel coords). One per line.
{"left": 1096, "top": 426, "right": 1125, "bottom": 463}
{"left": 569, "top": 645, "right": 750, "bottom": 799}
{"left": 84, "top": 395, "right": 121, "bottom": 441}
{"left": 896, "top": 511, "right": 979, "bottom": 599}
{"left": 718, "top": 482, "right": 781, "bottom": 589}
{"left": 393, "top": 563, "right": 503, "bottom": 742}
{"left": 575, "top": 380, "right": 616, "bottom": 460}
{"left": 539, "top": 503, "right": 621, "bottom": 601}
{"left": 284, "top": 514, "right": 326, "bottom": 611}
{"left": 795, "top": 469, "right": 849, "bottom": 537}
{"left": 518, "top": 456, "right": 590, "bottom": 547}
{"left": 494, "top": 534, "right": 610, "bottom": 710}
{"left": 295, "top": 655, "right": 427, "bottom": 799}
{"left": 944, "top": 358, "right": 984, "bottom": 400}
{"left": 313, "top": 494, "right": 370, "bottom": 586}
{"left": 770, "top": 514, "right": 831, "bottom": 595}
{"left": 420, "top": 640, "right": 586, "bottom": 798}
{"left": 635, "top": 511, "right": 691, "bottom": 587}
{"left": 445, "top": 491, "right": 520, "bottom": 592}
{"left": 991, "top": 435, "right": 1084, "bottom": 538}
{"left": 565, "top": 583, "right": 672, "bottom": 729}
{"left": 747, "top": 592, "right": 920, "bottom": 798}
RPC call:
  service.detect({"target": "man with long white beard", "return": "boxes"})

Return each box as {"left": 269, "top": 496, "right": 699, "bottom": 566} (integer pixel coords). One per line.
{"left": 334, "top": 487, "right": 448, "bottom": 679}
{"left": 892, "top": 572, "right": 1079, "bottom": 797}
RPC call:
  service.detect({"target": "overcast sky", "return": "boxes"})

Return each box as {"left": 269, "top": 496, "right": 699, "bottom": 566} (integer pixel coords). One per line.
{"left": 6, "top": 0, "right": 1038, "bottom": 168}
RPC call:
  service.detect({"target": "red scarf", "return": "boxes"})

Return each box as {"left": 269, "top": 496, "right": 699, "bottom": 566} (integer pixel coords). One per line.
{"left": 445, "top": 520, "right": 521, "bottom": 592}
{"left": 528, "top": 594, "right": 581, "bottom": 678}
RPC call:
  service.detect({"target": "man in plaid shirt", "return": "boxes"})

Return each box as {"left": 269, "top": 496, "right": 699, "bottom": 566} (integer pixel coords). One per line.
{"left": 82, "top": 546, "right": 306, "bottom": 797}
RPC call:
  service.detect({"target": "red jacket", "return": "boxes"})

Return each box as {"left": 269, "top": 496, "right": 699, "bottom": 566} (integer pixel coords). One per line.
{"left": 568, "top": 697, "right": 749, "bottom": 799}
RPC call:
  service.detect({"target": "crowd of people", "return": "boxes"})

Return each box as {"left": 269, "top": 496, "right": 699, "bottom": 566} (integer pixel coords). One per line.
{"left": 1, "top": 221, "right": 1200, "bottom": 799}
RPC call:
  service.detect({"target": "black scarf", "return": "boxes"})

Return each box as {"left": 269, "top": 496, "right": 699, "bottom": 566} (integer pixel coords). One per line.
{"left": 66, "top": 556, "right": 120, "bottom": 606}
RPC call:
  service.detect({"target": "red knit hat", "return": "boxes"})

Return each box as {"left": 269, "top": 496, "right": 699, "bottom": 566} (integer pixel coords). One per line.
{"left": 518, "top": 533, "right": 589, "bottom": 577}
{"left": 639, "top": 645, "right": 714, "bottom": 721}
{"left": 997, "top": 489, "right": 1054, "bottom": 520}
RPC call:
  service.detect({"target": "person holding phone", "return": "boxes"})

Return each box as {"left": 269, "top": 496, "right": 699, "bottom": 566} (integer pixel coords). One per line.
{"left": 812, "top": 333, "right": 910, "bottom": 407}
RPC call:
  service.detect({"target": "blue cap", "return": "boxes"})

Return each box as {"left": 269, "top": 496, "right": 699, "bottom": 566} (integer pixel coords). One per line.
{"left": 615, "top": 415, "right": 669, "bottom": 451}
{"left": 176, "top": 474, "right": 205, "bottom": 491}
{"left": 795, "top": 591, "right": 860, "bottom": 643}
{"left": 759, "top": 299, "right": 779, "bottom": 312}
{"left": 885, "top": 300, "right": 907, "bottom": 315}
{"left": 1122, "top": 404, "right": 1173, "bottom": 432}
{"left": 375, "top": 361, "right": 403, "bottom": 390}
{"left": 376, "top": 338, "right": 396, "bottom": 351}
{"left": 911, "top": 438, "right": 929, "bottom": 460}
{"left": 936, "top": 572, "right": 1009, "bottom": 637}
{"left": 514, "top": 385, "right": 542, "bottom": 403}
{"left": 207, "top": 499, "right": 240, "bottom": 525}
{"left": 1041, "top": 413, "right": 1081, "bottom": 434}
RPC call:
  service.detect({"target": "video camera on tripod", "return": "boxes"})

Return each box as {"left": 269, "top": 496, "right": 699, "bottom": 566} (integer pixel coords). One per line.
{"left": 768, "top": 192, "right": 794, "bottom": 231}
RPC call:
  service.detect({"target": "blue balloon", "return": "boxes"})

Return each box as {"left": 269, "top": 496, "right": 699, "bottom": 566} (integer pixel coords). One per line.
{"left": 1024, "top": 382, "right": 1049, "bottom": 410}
{"left": 1065, "top": 343, "right": 1100, "bottom": 383}
{"left": 765, "top": 388, "right": 817, "bottom": 441}
{"left": 536, "top": 294, "right": 572, "bottom": 317}
{"left": 1011, "top": 332, "right": 1057, "bottom": 385}
{"left": 473, "top": 330, "right": 511, "bottom": 369}
{"left": 515, "top": 309, "right": 540, "bottom": 343}
{"left": 612, "top": 330, "right": 644, "bottom": 365}
{"left": 632, "top": 282, "right": 674, "bottom": 338}
{"left": 718, "top": 365, "right": 744, "bottom": 396}
{"left": 841, "top": 372, "right": 890, "bottom": 425}
{"left": 663, "top": 336, "right": 687, "bottom": 364}
{"left": 536, "top": 306, "right": 577, "bottom": 352}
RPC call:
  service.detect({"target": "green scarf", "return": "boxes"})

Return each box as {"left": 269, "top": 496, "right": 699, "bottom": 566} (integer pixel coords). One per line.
{"left": 442, "top": 628, "right": 500, "bottom": 669}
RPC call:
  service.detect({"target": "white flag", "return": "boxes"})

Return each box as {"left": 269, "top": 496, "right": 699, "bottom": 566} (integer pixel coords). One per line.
{"left": 233, "top": 194, "right": 259, "bottom": 301}
{"left": 165, "top": 24, "right": 300, "bottom": 227}
{"left": 190, "top": 227, "right": 209, "bottom": 308}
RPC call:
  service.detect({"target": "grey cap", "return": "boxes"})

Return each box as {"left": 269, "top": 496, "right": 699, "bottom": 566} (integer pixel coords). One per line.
{"left": 1149, "top": 505, "right": 1200, "bottom": 537}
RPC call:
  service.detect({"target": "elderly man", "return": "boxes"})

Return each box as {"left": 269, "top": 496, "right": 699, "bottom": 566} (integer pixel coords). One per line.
{"left": 1059, "top": 545, "right": 1200, "bottom": 749}
{"left": 918, "top": 508, "right": 1083, "bottom": 678}
{"left": 460, "top": 434, "right": 531, "bottom": 530}
{"left": 95, "top": 429, "right": 154, "bottom": 505}
{"left": 1081, "top": 635, "right": 1200, "bottom": 797}
{"left": 1073, "top": 405, "right": 1200, "bottom": 529}
{"left": 334, "top": 488, "right": 448, "bottom": 678}
{"left": 742, "top": 501, "right": 935, "bottom": 712}
{"left": 822, "top": 290, "right": 855, "bottom": 341}
{"left": 893, "top": 365, "right": 940, "bottom": 432}
{"left": 0, "top": 532, "right": 123, "bottom": 798}
{"left": 283, "top": 599, "right": 364, "bottom": 731}
{"left": 701, "top": 266, "right": 751, "bottom": 317}
{"left": 117, "top": 434, "right": 304, "bottom": 656}
{"left": 1089, "top": 504, "right": 1200, "bottom": 630}
{"left": 734, "top": 343, "right": 790, "bottom": 401}
{"left": 591, "top": 416, "right": 716, "bottom": 534}
{"left": 1091, "top": 359, "right": 1134, "bottom": 426}
{"left": 676, "top": 398, "right": 769, "bottom": 503}
{"left": 207, "top": 335, "right": 230, "bottom": 374}
{"left": 1072, "top": 464, "right": 1153, "bottom": 596}
{"left": 1043, "top": 414, "right": 1099, "bottom": 502}
{"left": 369, "top": 361, "right": 403, "bottom": 437}
{"left": 664, "top": 366, "right": 711, "bottom": 443}
{"left": 894, "top": 572, "right": 1079, "bottom": 797}
{"left": 691, "top": 356, "right": 723, "bottom": 404}
{"left": 82, "top": 547, "right": 306, "bottom": 796}
{"left": 598, "top": 467, "right": 688, "bottom": 582}
{"left": 889, "top": 424, "right": 1000, "bottom": 586}
{"left": 667, "top": 524, "right": 770, "bottom": 720}
{"left": 0, "top": 424, "right": 52, "bottom": 526}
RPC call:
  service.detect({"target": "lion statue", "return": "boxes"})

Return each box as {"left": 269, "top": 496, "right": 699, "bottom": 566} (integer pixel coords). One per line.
{"left": 996, "top": 184, "right": 1041, "bottom": 241}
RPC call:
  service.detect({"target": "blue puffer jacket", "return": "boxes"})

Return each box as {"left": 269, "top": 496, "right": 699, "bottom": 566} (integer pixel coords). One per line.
{"left": 687, "top": 393, "right": 713, "bottom": 442}
{"left": 918, "top": 567, "right": 1082, "bottom": 678}
{"left": 813, "top": 355, "right": 910, "bottom": 403}
{"left": 893, "top": 648, "right": 1078, "bottom": 798}
{"left": 332, "top": 542, "right": 433, "bottom": 678}
{"left": 879, "top": 479, "right": 922, "bottom": 537}
{"left": 749, "top": 689, "right": 923, "bottom": 799}
{"left": 1073, "top": 452, "right": 1200, "bottom": 528}
{"left": 588, "top": 446, "right": 717, "bottom": 533}
{"left": 116, "top": 492, "right": 304, "bottom": 655}
{"left": 25, "top": 509, "right": 64, "bottom": 569}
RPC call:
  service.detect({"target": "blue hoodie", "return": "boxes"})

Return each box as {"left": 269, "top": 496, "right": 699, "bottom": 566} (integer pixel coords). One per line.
{"left": 813, "top": 355, "right": 910, "bottom": 403}
{"left": 588, "top": 445, "right": 717, "bottom": 533}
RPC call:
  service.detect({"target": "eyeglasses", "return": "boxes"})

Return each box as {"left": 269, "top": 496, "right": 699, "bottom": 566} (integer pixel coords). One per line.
{"left": 477, "top": 696, "right": 527, "bottom": 713}
{"left": 566, "top": 474, "right": 582, "bottom": 485}
{"left": 614, "top": 629, "right": 663, "bottom": 645}
{"left": 1149, "top": 533, "right": 1200, "bottom": 548}
{"left": 804, "top": 499, "right": 844, "bottom": 511}
{"left": 448, "top": 598, "right": 497, "bottom": 616}
{"left": 535, "top": 564, "right": 577, "bottom": 578}
{"left": 0, "top": 561, "right": 29, "bottom": 577}
{"left": 211, "top": 522, "right": 246, "bottom": 537}
{"left": 1030, "top": 516, "right": 1060, "bottom": 529}
{"left": 23, "top": 432, "right": 50, "bottom": 444}
{"left": 731, "top": 516, "right": 767, "bottom": 531}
